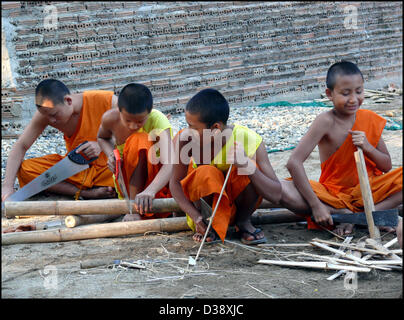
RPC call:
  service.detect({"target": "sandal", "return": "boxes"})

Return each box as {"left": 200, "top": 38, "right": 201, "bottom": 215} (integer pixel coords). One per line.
{"left": 237, "top": 227, "right": 267, "bottom": 245}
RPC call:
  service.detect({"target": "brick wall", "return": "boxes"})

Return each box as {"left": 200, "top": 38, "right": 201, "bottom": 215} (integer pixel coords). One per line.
{"left": 1, "top": 1, "right": 402, "bottom": 135}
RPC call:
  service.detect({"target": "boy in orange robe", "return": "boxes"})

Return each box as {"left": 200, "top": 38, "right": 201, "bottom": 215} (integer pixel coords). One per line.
{"left": 280, "top": 61, "right": 402, "bottom": 236}
{"left": 2, "top": 79, "right": 117, "bottom": 202}
{"left": 97, "top": 83, "right": 174, "bottom": 221}
{"left": 169, "top": 89, "right": 282, "bottom": 244}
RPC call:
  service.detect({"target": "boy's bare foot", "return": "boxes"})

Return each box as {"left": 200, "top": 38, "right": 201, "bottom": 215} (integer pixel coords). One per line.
{"left": 334, "top": 223, "right": 355, "bottom": 236}
{"left": 192, "top": 230, "right": 219, "bottom": 243}
{"left": 122, "top": 213, "right": 142, "bottom": 222}
{"left": 80, "top": 186, "right": 117, "bottom": 199}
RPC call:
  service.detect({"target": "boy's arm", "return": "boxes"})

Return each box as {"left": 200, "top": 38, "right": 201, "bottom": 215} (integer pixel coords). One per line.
{"left": 2, "top": 112, "right": 48, "bottom": 201}
{"left": 286, "top": 114, "right": 334, "bottom": 226}
{"left": 349, "top": 130, "right": 392, "bottom": 172}
{"left": 169, "top": 134, "right": 208, "bottom": 234}
{"left": 97, "top": 111, "right": 116, "bottom": 173}
{"left": 134, "top": 128, "right": 174, "bottom": 214}
{"left": 233, "top": 142, "right": 282, "bottom": 204}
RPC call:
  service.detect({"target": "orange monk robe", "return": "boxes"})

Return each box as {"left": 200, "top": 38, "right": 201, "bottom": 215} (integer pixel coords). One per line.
{"left": 177, "top": 124, "right": 264, "bottom": 242}
{"left": 305, "top": 109, "right": 402, "bottom": 229}
{"left": 180, "top": 164, "right": 262, "bottom": 242}
{"left": 121, "top": 131, "right": 172, "bottom": 220}
{"left": 18, "top": 91, "right": 115, "bottom": 190}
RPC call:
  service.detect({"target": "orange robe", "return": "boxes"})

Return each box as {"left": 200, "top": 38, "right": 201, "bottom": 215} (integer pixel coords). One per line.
{"left": 306, "top": 109, "right": 402, "bottom": 229}
{"left": 180, "top": 164, "right": 262, "bottom": 242}
{"left": 18, "top": 91, "right": 115, "bottom": 191}
{"left": 177, "top": 125, "right": 264, "bottom": 242}
{"left": 122, "top": 131, "right": 172, "bottom": 220}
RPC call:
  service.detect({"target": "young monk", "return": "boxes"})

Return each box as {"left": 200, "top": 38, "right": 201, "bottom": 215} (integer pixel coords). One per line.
{"left": 280, "top": 61, "right": 402, "bottom": 236}
{"left": 169, "top": 88, "right": 282, "bottom": 244}
{"left": 2, "top": 79, "right": 118, "bottom": 202}
{"left": 97, "top": 83, "right": 174, "bottom": 221}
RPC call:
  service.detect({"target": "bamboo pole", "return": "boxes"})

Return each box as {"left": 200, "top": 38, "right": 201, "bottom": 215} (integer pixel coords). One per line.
{"left": 3, "top": 198, "right": 279, "bottom": 217}
{"left": 2, "top": 217, "right": 189, "bottom": 245}
{"left": 1, "top": 209, "right": 305, "bottom": 245}
{"left": 354, "top": 148, "right": 381, "bottom": 241}
{"left": 257, "top": 259, "right": 371, "bottom": 272}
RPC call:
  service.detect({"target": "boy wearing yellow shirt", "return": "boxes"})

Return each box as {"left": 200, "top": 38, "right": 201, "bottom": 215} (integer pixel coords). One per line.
{"left": 98, "top": 83, "right": 174, "bottom": 221}
{"left": 169, "top": 88, "right": 282, "bottom": 244}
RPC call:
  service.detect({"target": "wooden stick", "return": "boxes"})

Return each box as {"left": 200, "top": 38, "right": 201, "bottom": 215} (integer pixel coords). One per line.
{"left": 365, "top": 238, "right": 402, "bottom": 260}
{"left": 354, "top": 148, "right": 381, "bottom": 240}
{"left": 327, "top": 237, "right": 353, "bottom": 280}
{"left": 364, "top": 89, "right": 401, "bottom": 97}
{"left": 2, "top": 217, "right": 190, "bottom": 245}
{"left": 257, "top": 259, "right": 371, "bottom": 272}
{"left": 3, "top": 198, "right": 279, "bottom": 217}
{"left": 313, "top": 238, "right": 390, "bottom": 256}
{"left": 258, "top": 243, "right": 311, "bottom": 248}
{"left": 310, "top": 241, "right": 371, "bottom": 265}
{"left": 384, "top": 237, "right": 398, "bottom": 248}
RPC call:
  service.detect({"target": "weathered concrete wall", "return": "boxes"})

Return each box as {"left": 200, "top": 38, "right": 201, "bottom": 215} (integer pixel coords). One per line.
{"left": 1, "top": 1, "right": 402, "bottom": 136}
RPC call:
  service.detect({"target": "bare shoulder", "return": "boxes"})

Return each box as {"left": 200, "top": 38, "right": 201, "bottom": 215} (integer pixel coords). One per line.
{"left": 101, "top": 108, "right": 120, "bottom": 126}
{"left": 313, "top": 109, "right": 335, "bottom": 127}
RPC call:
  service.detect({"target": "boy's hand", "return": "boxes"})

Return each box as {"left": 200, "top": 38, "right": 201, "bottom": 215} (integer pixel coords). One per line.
{"left": 75, "top": 141, "right": 101, "bottom": 159}
{"left": 133, "top": 190, "right": 156, "bottom": 215}
{"left": 349, "top": 130, "right": 371, "bottom": 152}
{"left": 311, "top": 202, "right": 334, "bottom": 226}
{"left": 1, "top": 186, "right": 14, "bottom": 202}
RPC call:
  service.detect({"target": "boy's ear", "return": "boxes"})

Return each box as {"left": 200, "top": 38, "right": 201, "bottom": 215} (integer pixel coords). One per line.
{"left": 210, "top": 122, "right": 223, "bottom": 132}
{"left": 64, "top": 95, "right": 73, "bottom": 106}
{"left": 325, "top": 88, "right": 333, "bottom": 100}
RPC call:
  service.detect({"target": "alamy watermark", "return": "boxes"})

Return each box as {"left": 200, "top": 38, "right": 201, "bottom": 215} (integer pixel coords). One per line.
{"left": 39, "top": 265, "right": 58, "bottom": 290}
{"left": 147, "top": 128, "right": 259, "bottom": 175}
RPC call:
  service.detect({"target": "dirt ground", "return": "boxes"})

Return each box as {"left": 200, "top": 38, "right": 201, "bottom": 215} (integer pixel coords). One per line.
{"left": 1, "top": 98, "right": 402, "bottom": 301}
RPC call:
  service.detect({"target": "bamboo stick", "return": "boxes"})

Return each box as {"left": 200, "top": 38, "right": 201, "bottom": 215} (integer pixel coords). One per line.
{"left": 1, "top": 209, "right": 304, "bottom": 245}
{"left": 313, "top": 238, "right": 390, "bottom": 256}
{"left": 2, "top": 217, "right": 189, "bottom": 245}
{"left": 3, "top": 198, "right": 279, "bottom": 217}
{"left": 257, "top": 259, "right": 371, "bottom": 272}
{"left": 354, "top": 148, "right": 381, "bottom": 240}
{"left": 365, "top": 238, "right": 402, "bottom": 261}
{"left": 310, "top": 241, "right": 371, "bottom": 265}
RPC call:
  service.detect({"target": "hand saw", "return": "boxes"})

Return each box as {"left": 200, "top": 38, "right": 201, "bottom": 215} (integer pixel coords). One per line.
{"left": 113, "top": 149, "right": 133, "bottom": 215}
{"left": 3, "top": 141, "right": 97, "bottom": 206}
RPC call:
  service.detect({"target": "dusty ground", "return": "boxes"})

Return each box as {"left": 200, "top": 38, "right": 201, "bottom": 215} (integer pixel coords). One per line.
{"left": 1, "top": 97, "right": 402, "bottom": 301}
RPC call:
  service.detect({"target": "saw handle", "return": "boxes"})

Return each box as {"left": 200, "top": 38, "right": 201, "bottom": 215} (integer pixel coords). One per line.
{"left": 67, "top": 141, "right": 98, "bottom": 165}
{"left": 113, "top": 149, "right": 121, "bottom": 176}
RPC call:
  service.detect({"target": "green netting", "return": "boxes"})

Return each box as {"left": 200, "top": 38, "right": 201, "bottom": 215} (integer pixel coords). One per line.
{"left": 257, "top": 100, "right": 332, "bottom": 108}
{"left": 385, "top": 119, "right": 402, "bottom": 130}
{"left": 251, "top": 100, "right": 402, "bottom": 153}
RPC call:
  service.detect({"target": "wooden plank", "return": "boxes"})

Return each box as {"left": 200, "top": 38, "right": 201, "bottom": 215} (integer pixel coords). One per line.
{"left": 310, "top": 241, "right": 371, "bottom": 265}
{"left": 365, "top": 238, "right": 402, "bottom": 261}
{"left": 354, "top": 148, "right": 381, "bottom": 240}
{"left": 257, "top": 259, "right": 371, "bottom": 272}
{"left": 313, "top": 238, "right": 389, "bottom": 255}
